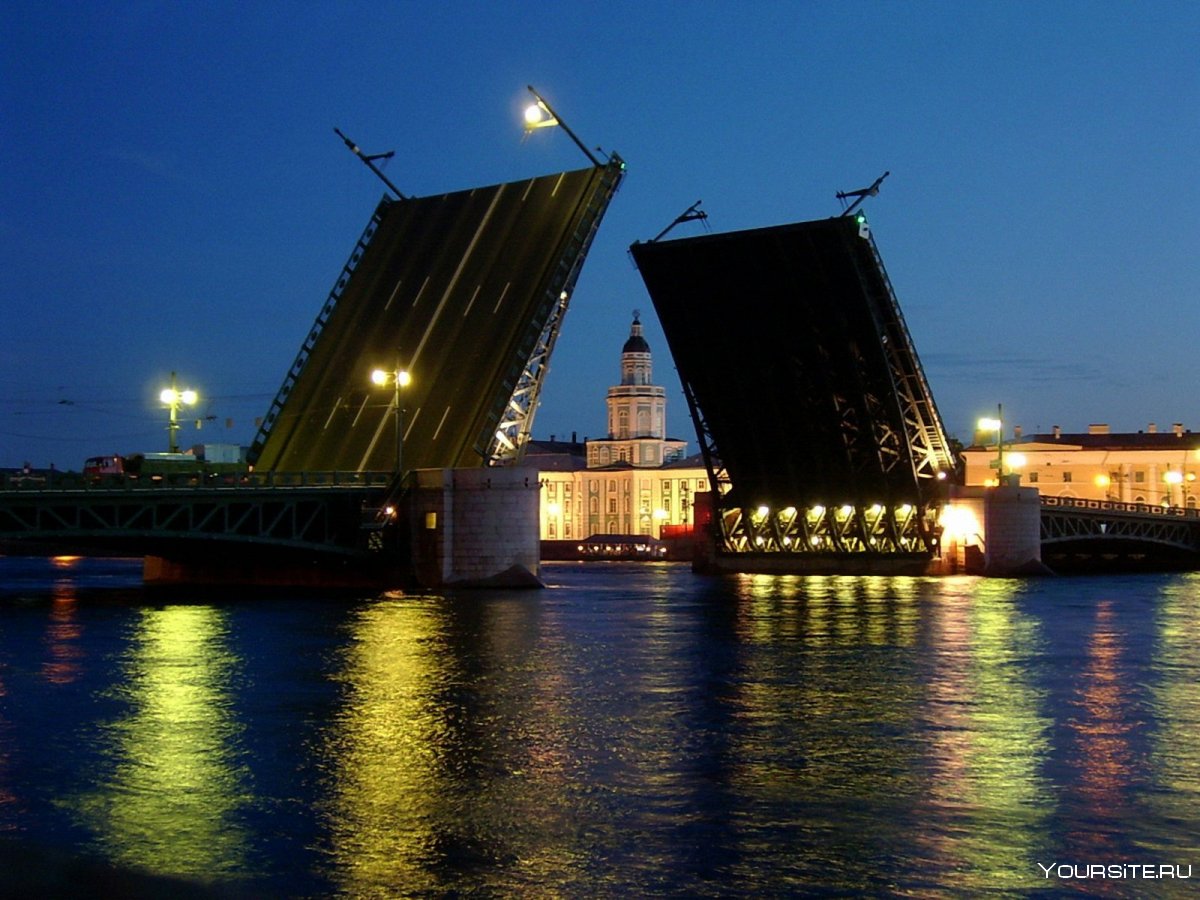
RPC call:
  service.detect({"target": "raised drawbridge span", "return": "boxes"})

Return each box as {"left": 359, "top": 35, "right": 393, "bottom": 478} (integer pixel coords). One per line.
{"left": 631, "top": 212, "right": 956, "bottom": 572}
{"left": 251, "top": 156, "right": 624, "bottom": 474}
{"left": 2, "top": 152, "right": 624, "bottom": 584}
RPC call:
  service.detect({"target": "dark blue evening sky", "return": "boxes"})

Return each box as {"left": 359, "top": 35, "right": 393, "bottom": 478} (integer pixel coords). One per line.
{"left": 2, "top": 1, "right": 1197, "bottom": 468}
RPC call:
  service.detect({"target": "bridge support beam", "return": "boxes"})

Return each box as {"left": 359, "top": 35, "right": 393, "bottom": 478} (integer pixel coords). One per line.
{"left": 939, "top": 483, "right": 1048, "bottom": 576}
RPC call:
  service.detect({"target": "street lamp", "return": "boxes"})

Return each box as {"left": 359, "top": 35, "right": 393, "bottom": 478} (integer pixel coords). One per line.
{"left": 978, "top": 405, "right": 1004, "bottom": 485}
{"left": 160, "top": 371, "right": 198, "bottom": 453}
{"left": 371, "top": 363, "right": 412, "bottom": 477}
{"left": 522, "top": 85, "right": 601, "bottom": 166}
{"left": 1164, "top": 468, "right": 1184, "bottom": 507}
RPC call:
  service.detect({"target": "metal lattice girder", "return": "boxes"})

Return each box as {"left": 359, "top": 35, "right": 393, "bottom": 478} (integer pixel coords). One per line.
{"left": 679, "top": 371, "right": 730, "bottom": 500}
{"left": 488, "top": 155, "right": 625, "bottom": 465}
{"left": 850, "top": 224, "right": 956, "bottom": 489}
{"left": 718, "top": 502, "right": 937, "bottom": 556}
{"left": 0, "top": 481, "right": 391, "bottom": 557}
{"left": 1040, "top": 496, "right": 1200, "bottom": 552}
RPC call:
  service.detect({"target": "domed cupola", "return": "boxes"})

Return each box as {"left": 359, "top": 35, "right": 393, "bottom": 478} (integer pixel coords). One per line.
{"left": 622, "top": 311, "right": 651, "bottom": 355}
{"left": 620, "top": 311, "right": 652, "bottom": 387}
{"left": 588, "top": 307, "right": 687, "bottom": 466}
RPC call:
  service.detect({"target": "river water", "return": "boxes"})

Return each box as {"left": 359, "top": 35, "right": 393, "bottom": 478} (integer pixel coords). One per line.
{"left": 0, "top": 556, "right": 1197, "bottom": 897}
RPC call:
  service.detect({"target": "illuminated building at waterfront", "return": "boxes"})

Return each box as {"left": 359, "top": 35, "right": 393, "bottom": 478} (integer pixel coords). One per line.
{"left": 964, "top": 423, "right": 1199, "bottom": 508}
{"left": 526, "top": 314, "right": 706, "bottom": 540}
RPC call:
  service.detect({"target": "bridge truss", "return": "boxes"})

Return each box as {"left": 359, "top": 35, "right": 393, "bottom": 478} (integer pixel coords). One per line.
{"left": 0, "top": 475, "right": 395, "bottom": 561}
{"left": 1040, "top": 495, "right": 1200, "bottom": 570}
{"left": 631, "top": 212, "right": 955, "bottom": 568}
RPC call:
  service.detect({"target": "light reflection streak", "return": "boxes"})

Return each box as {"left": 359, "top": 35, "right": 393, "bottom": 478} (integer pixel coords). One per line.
{"left": 916, "top": 579, "right": 1052, "bottom": 890}
{"left": 723, "top": 575, "right": 928, "bottom": 889}
{"left": 41, "top": 585, "right": 84, "bottom": 685}
{"left": 319, "top": 595, "right": 589, "bottom": 895}
{"left": 70, "top": 605, "right": 250, "bottom": 879}
{"left": 1149, "top": 573, "right": 1200, "bottom": 856}
{"left": 319, "top": 599, "right": 452, "bottom": 894}
{"left": 1064, "top": 599, "right": 1138, "bottom": 859}
{"left": 0, "top": 663, "right": 13, "bottom": 829}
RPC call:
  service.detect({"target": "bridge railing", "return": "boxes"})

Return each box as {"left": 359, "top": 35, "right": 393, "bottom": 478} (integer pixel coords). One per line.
{"left": 0, "top": 470, "right": 397, "bottom": 493}
{"left": 1041, "top": 495, "right": 1200, "bottom": 520}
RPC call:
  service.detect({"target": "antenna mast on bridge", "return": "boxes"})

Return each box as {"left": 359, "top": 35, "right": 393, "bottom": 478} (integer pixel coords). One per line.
{"left": 836, "top": 171, "right": 889, "bottom": 217}
{"left": 334, "top": 127, "right": 409, "bottom": 200}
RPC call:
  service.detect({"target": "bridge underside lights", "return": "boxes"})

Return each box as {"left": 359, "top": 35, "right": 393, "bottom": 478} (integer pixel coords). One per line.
{"left": 722, "top": 502, "right": 930, "bottom": 556}
{"left": 631, "top": 214, "right": 956, "bottom": 573}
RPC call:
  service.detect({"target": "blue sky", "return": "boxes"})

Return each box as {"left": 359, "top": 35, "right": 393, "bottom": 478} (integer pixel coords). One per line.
{"left": 2, "top": 1, "right": 1197, "bottom": 468}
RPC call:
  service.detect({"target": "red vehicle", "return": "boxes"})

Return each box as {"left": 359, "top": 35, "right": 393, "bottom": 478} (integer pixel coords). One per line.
{"left": 83, "top": 455, "right": 126, "bottom": 479}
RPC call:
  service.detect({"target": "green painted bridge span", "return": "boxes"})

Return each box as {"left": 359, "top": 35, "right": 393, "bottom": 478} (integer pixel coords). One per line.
{"left": 0, "top": 474, "right": 396, "bottom": 561}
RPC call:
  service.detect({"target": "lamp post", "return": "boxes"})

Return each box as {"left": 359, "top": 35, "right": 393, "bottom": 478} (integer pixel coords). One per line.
{"left": 371, "top": 362, "right": 411, "bottom": 477}
{"left": 160, "top": 371, "right": 198, "bottom": 454}
{"left": 522, "top": 85, "right": 602, "bottom": 166}
{"left": 978, "top": 405, "right": 1004, "bottom": 486}
{"left": 1164, "top": 468, "right": 1184, "bottom": 508}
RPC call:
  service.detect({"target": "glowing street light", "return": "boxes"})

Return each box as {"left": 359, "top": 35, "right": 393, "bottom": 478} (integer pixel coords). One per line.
{"left": 1164, "top": 468, "right": 1185, "bottom": 507}
{"left": 521, "top": 85, "right": 601, "bottom": 166}
{"left": 978, "top": 405, "right": 1005, "bottom": 484}
{"left": 160, "top": 371, "right": 198, "bottom": 453}
{"left": 653, "top": 507, "right": 669, "bottom": 537}
{"left": 371, "top": 362, "right": 412, "bottom": 478}
{"left": 523, "top": 100, "right": 557, "bottom": 130}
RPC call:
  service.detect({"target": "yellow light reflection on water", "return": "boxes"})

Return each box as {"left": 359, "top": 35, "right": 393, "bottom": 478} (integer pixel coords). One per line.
{"left": 42, "top": 585, "right": 83, "bottom": 685}
{"left": 319, "top": 595, "right": 588, "bottom": 895}
{"left": 69, "top": 605, "right": 249, "bottom": 879}
{"left": 917, "top": 579, "right": 1053, "bottom": 889}
{"left": 321, "top": 599, "right": 448, "bottom": 895}
{"left": 1149, "top": 572, "right": 1200, "bottom": 856}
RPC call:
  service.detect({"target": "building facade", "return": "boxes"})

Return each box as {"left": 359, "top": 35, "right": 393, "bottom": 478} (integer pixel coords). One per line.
{"left": 526, "top": 314, "right": 707, "bottom": 540}
{"left": 963, "top": 422, "right": 1199, "bottom": 509}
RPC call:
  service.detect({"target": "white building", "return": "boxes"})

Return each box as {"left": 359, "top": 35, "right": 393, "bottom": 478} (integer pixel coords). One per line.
{"left": 526, "top": 313, "right": 708, "bottom": 540}
{"left": 963, "top": 422, "right": 1199, "bottom": 508}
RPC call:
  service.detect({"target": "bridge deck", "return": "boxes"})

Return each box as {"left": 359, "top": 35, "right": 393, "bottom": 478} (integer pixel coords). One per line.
{"left": 0, "top": 473, "right": 396, "bottom": 560}
{"left": 252, "top": 164, "right": 620, "bottom": 474}
{"left": 1035, "top": 495, "right": 1199, "bottom": 572}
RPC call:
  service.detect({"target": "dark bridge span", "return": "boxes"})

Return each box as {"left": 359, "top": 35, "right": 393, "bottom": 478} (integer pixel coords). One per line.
{"left": 0, "top": 154, "right": 624, "bottom": 587}
{"left": 0, "top": 474, "right": 405, "bottom": 585}
{"left": 252, "top": 160, "right": 624, "bottom": 474}
{"left": 631, "top": 213, "right": 956, "bottom": 570}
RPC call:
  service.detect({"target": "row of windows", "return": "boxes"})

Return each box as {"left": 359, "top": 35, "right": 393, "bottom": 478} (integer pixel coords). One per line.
{"left": 1028, "top": 470, "right": 1171, "bottom": 484}
{"left": 545, "top": 477, "right": 707, "bottom": 495}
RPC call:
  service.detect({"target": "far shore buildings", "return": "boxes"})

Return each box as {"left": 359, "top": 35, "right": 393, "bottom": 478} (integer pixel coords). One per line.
{"left": 524, "top": 313, "right": 708, "bottom": 541}
{"left": 528, "top": 314, "right": 1198, "bottom": 544}
{"left": 963, "top": 423, "right": 1199, "bottom": 509}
